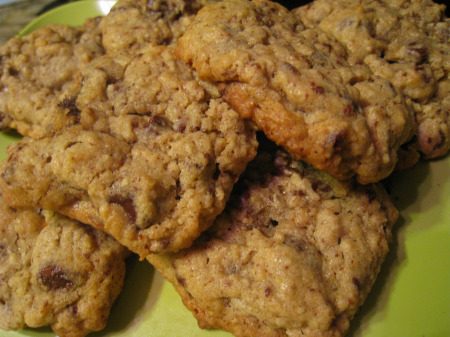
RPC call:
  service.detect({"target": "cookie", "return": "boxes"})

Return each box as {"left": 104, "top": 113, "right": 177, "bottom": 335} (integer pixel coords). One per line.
{"left": 0, "top": 0, "right": 219, "bottom": 139}
{"left": 296, "top": 0, "right": 449, "bottom": 161}
{"left": 100, "top": 0, "right": 219, "bottom": 54}
{"left": 147, "top": 135, "right": 398, "bottom": 337}
{"left": 176, "top": 0, "right": 415, "bottom": 184}
{"left": 0, "top": 44, "right": 258, "bottom": 256}
{"left": 0, "top": 18, "right": 104, "bottom": 138}
{"left": 0, "top": 194, "right": 128, "bottom": 337}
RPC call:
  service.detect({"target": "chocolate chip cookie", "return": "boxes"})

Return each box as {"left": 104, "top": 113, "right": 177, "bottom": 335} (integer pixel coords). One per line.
{"left": 0, "top": 194, "right": 128, "bottom": 337}
{"left": 0, "top": 0, "right": 221, "bottom": 140}
{"left": 296, "top": 0, "right": 449, "bottom": 162}
{"left": 176, "top": 0, "right": 415, "bottom": 184}
{"left": 0, "top": 44, "right": 257, "bottom": 257}
{"left": 147, "top": 135, "right": 398, "bottom": 337}
{"left": 100, "top": 0, "right": 219, "bottom": 54}
{"left": 0, "top": 19, "right": 104, "bottom": 138}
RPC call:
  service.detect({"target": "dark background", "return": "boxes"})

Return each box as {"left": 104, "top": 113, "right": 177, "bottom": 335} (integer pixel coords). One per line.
{"left": 278, "top": 0, "right": 448, "bottom": 13}
{"left": 38, "top": 0, "right": 449, "bottom": 15}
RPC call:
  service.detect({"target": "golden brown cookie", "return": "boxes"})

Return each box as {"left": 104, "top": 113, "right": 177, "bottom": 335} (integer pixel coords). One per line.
{"left": 0, "top": 44, "right": 257, "bottom": 257}
{"left": 176, "top": 0, "right": 415, "bottom": 184}
{"left": 296, "top": 0, "right": 449, "bottom": 162}
{"left": 0, "top": 19, "right": 104, "bottom": 138}
{"left": 100, "top": 0, "right": 219, "bottom": 54}
{"left": 148, "top": 135, "right": 398, "bottom": 337}
{"left": 0, "top": 0, "right": 220, "bottom": 140}
{"left": 0, "top": 194, "right": 128, "bottom": 337}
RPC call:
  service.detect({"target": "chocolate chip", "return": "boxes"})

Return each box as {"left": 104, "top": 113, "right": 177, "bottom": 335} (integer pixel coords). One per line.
{"left": 293, "top": 190, "right": 305, "bottom": 196}
{"left": 176, "top": 123, "right": 186, "bottom": 133}
{"left": 148, "top": 115, "right": 173, "bottom": 134}
{"left": 110, "top": 195, "right": 137, "bottom": 224}
{"left": 7, "top": 68, "right": 19, "bottom": 77}
{"left": 150, "top": 115, "right": 170, "bottom": 127}
{"left": 311, "top": 82, "right": 325, "bottom": 94}
{"left": 38, "top": 265, "right": 74, "bottom": 290}
{"left": 58, "top": 96, "right": 81, "bottom": 117}
{"left": 407, "top": 42, "right": 428, "bottom": 63}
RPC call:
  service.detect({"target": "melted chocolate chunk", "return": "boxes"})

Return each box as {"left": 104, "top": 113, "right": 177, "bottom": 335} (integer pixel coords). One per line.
{"left": 38, "top": 265, "right": 74, "bottom": 290}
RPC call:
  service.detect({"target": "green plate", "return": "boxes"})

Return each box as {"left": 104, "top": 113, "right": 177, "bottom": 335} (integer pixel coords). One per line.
{"left": 1, "top": 1, "right": 449, "bottom": 336}
{"left": 20, "top": 0, "right": 116, "bottom": 33}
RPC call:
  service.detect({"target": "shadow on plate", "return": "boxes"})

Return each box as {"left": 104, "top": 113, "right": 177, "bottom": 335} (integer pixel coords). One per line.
{"left": 346, "top": 213, "right": 404, "bottom": 337}
{"left": 347, "top": 158, "right": 442, "bottom": 336}
{"left": 91, "top": 255, "right": 159, "bottom": 336}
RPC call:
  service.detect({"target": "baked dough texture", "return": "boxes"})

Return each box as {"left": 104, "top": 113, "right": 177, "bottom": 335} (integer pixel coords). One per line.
{"left": 296, "top": 0, "right": 449, "bottom": 162}
{"left": 0, "top": 1, "right": 436, "bottom": 336}
{"left": 148, "top": 135, "right": 398, "bottom": 337}
{"left": 176, "top": 0, "right": 415, "bottom": 184}
{"left": 101, "top": 0, "right": 220, "bottom": 54}
{"left": 0, "top": 194, "right": 128, "bottom": 337}
{"left": 0, "top": 19, "right": 104, "bottom": 138}
{"left": 0, "top": 44, "right": 257, "bottom": 256}
{"left": 0, "top": 0, "right": 219, "bottom": 139}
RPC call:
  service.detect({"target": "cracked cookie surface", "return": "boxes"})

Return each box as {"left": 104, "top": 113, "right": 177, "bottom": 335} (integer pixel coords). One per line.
{"left": 296, "top": 0, "right": 449, "bottom": 162}
{"left": 0, "top": 19, "right": 104, "bottom": 138}
{"left": 0, "top": 194, "right": 128, "bottom": 337}
{"left": 0, "top": 44, "right": 257, "bottom": 256}
{"left": 176, "top": 0, "right": 415, "bottom": 184}
{"left": 0, "top": 0, "right": 219, "bottom": 139}
{"left": 148, "top": 135, "right": 398, "bottom": 337}
{"left": 100, "top": 0, "right": 220, "bottom": 54}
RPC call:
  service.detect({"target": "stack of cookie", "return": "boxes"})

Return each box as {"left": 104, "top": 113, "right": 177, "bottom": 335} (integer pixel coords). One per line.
{"left": 0, "top": 0, "right": 447, "bottom": 336}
